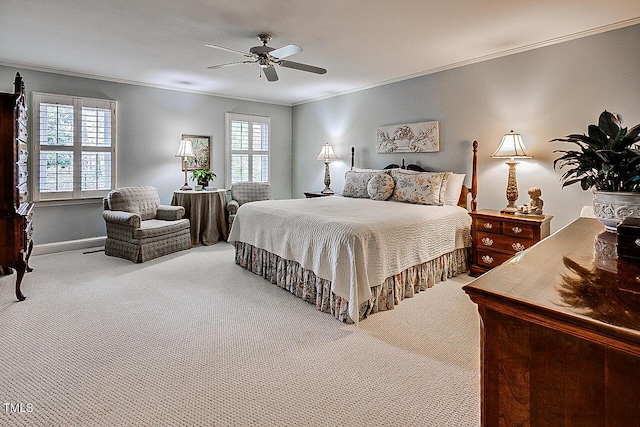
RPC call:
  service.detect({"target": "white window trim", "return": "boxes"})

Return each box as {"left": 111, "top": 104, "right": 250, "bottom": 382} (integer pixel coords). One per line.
{"left": 32, "top": 92, "right": 117, "bottom": 203}
{"left": 225, "top": 112, "right": 271, "bottom": 189}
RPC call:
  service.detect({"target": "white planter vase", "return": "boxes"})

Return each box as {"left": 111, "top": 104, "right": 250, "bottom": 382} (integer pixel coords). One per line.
{"left": 592, "top": 190, "right": 640, "bottom": 232}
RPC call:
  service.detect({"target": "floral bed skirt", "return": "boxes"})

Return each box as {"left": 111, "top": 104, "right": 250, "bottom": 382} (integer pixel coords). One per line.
{"left": 234, "top": 242, "right": 469, "bottom": 323}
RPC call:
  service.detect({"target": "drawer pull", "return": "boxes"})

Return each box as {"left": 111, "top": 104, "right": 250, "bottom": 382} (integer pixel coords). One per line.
{"left": 483, "top": 223, "right": 493, "bottom": 229}
{"left": 481, "top": 237, "right": 494, "bottom": 246}
{"left": 635, "top": 238, "right": 640, "bottom": 247}
{"left": 512, "top": 242, "right": 526, "bottom": 252}
{"left": 512, "top": 226, "right": 523, "bottom": 234}
{"left": 481, "top": 255, "right": 494, "bottom": 265}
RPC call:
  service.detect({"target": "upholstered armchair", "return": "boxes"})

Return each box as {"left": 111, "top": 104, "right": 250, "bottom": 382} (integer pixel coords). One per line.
{"left": 103, "top": 186, "right": 191, "bottom": 263}
{"left": 227, "top": 182, "right": 272, "bottom": 230}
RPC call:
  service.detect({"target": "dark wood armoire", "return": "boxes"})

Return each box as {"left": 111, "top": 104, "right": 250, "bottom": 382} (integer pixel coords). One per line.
{"left": 0, "top": 72, "right": 34, "bottom": 301}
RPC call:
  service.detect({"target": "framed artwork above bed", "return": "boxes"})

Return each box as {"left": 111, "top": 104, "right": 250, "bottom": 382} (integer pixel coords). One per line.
{"left": 376, "top": 121, "right": 439, "bottom": 153}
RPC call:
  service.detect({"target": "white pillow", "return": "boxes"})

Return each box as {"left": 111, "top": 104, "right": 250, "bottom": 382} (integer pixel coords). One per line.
{"left": 367, "top": 171, "right": 395, "bottom": 200}
{"left": 443, "top": 173, "right": 466, "bottom": 206}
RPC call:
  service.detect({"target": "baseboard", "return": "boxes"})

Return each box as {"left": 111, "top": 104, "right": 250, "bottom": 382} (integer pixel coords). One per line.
{"left": 32, "top": 236, "right": 106, "bottom": 256}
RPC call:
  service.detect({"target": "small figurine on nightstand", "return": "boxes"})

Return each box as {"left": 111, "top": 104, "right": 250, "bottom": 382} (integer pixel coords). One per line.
{"left": 517, "top": 187, "right": 544, "bottom": 217}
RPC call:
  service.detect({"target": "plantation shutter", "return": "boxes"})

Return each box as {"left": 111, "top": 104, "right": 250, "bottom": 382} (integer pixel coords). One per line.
{"left": 226, "top": 113, "right": 270, "bottom": 188}
{"left": 33, "top": 93, "right": 117, "bottom": 201}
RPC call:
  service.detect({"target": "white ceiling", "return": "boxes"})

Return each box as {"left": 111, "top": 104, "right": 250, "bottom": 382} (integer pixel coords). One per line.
{"left": 2, "top": 0, "right": 640, "bottom": 106}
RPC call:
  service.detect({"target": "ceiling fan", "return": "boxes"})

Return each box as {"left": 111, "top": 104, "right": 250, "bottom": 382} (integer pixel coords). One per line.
{"left": 206, "top": 34, "right": 327, "bottom": 82}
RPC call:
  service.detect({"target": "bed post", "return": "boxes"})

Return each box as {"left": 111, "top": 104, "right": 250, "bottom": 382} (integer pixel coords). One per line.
{"left": 471, "top": 140, "right": 478, "bottom": 212}
{"left": 351, "top": 146, "right": 355, "bottom": 170}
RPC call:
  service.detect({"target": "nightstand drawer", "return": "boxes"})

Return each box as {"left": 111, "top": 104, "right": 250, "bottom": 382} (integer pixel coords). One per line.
{"left": 476, "top": 231, "right": 532, "bottom": 254}
{"left": 474, "top": 217, "right": 502, "bottom": 233}
{"left": 502, "top": 221, "right": 534, "bottom": 239}
{"left": 476, "top": 249, "right": 514, "bottom": 268}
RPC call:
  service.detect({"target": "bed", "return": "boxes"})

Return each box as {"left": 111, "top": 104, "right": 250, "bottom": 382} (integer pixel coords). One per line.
{"left": 228, "top": 141, "right": 478, "bottom": 324}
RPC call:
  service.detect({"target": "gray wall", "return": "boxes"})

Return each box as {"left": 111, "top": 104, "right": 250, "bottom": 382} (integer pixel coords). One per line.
{"left": 4, "top": 23, "right": 639, "bottom": 244}
{"left": 292, "top": 24, "right": 640, "bottom": 232}
{"left": 0, "top": 66, "right": 292, "bottom": 244}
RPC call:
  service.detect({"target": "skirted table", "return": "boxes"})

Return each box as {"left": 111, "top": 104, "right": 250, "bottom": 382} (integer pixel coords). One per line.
{"left": 171, "top": 189, "right": 228, "bottom": 246}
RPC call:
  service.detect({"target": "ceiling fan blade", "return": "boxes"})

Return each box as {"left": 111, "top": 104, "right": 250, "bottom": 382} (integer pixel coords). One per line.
{"left": 278, "top": 60, "right": 327, "bottom": 74}
{"left": 269, "top": 44, "right": 302, "bottom": 60}
{"left": 205, "top": 43, "right": 253, "bottom": 58}
{"left": 207, "top": 60, "right": 255, "bottom": 69}
{"left": 263, "top": 66, "right": 279, "bottom": 82}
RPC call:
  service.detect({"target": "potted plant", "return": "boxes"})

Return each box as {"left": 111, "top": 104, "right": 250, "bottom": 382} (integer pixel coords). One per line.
{"left": 190, "top": 169, "right": 216, "bottom": 188}
{"left": 552, "top": 110, "right": 640, "bottom": 232}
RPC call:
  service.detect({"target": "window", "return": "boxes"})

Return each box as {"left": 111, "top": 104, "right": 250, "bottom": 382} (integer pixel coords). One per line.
{"left": 32, "top": 93, "right": 116, "bottom": 201}
{"left": 225, "top": 113, "right": 270, "bottom": 188}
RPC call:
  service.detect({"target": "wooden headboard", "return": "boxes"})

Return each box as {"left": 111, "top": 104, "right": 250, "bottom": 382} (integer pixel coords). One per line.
{"left": 350, "top": 140, "right": 478, "bottom": 211}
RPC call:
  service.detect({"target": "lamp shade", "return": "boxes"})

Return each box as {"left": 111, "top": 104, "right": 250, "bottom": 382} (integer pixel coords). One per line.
{"left": 175, "top": 138, "right": 195, "bottom": 158}
{"left": 317, "top": 143, "right": 339, "bottom": 162}
{"left": 491, "top": 130, "right": 532, "bottom": 159}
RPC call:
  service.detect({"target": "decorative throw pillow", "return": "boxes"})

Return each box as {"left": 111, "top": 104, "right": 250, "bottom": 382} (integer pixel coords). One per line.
{"left": 390, "top": 169, "right": 446, "bottom": 205}
{"left": 439, "top": 172, "right": 452, "bottom": 205}
{"left": 367, "top": 171, "right": 395, "bottom": 200}
{"left": 443, "top": 173, "right": 466, "bottom": 206}
{"left": 342, "top": 170, "right": 377, "bottom": 198}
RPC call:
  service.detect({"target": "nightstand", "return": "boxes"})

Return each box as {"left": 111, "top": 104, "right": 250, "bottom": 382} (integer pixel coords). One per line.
{"left": 304, "top": 192, "right": 334, "bottom": 198}
{"left": 469, "top": 209, "right": 553, "bottom": 277}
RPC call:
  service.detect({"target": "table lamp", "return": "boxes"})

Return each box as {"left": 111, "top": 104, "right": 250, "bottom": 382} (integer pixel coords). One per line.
{"left": 491, "top": 130, "right": 532, "bottom": 214}
{"left": 175, "top": 138, "right": 195, "bottom": 190}
{"left": 317, "top": 143, "right": 339, "bottom": 194}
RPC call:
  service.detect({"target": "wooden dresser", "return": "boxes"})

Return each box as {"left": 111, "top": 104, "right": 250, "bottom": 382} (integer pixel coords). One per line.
{"left": 464, "top": 218, "right": 640, "bottom": 426}
{"left": 0, "top": 73, "right": 34, "bottom": 301}
{"left": 469, "top": 209, "right": 552, "bottom": 277}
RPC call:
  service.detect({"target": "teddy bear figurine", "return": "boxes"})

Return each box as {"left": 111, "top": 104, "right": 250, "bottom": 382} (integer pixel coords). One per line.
{"left": 518, "top": 187, "right": 543, "bottom": 216}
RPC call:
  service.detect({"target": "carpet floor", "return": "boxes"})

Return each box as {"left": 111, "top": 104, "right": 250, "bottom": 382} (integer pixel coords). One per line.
{"left": 0, "top": 243, "right": 480, "bottom": 426}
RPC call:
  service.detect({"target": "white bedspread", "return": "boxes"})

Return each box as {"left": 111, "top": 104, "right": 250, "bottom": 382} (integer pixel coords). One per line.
{"left": 228, "top": 196, "right": 471, "bottom": 323}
